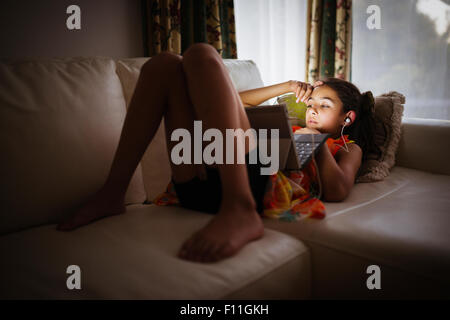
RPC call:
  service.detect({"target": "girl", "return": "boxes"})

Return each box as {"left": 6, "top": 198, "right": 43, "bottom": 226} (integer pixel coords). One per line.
{"left": 57, "top": 43, "right": 377, "bottom": 263}
{"left": 259, "top": 77, "right": 378, "bottom": 221}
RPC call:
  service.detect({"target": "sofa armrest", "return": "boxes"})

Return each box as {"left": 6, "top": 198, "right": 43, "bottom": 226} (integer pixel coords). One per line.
{"left": 396, "top": 117, "right": 450, "bottom": 175}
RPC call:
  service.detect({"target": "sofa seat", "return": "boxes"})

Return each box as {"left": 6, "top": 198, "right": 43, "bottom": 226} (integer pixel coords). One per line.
{"left": 0, "top": 204, "right": 310, "bottom": 299}
{"left": 264, "top": 166, "right": 450, "bottom": 299}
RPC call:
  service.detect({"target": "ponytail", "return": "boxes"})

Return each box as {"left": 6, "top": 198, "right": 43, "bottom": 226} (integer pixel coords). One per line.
{"left": 346, "top": 90, "right": 380, "bottom": 161}
{"left": 360, "top": 91, "right": 375, "bottom": 114}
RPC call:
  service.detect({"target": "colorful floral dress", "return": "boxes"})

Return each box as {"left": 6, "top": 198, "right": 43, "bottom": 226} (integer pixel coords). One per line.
{"left": 153, "top": 126, "right": 354, "bottom": 222}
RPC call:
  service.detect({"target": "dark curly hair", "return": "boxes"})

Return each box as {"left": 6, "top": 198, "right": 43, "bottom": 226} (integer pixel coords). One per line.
{"left": 318, "top": 77, "right": 380, "bottom": 161}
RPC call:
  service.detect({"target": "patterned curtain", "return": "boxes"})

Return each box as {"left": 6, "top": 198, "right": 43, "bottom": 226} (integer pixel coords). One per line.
{"left": 143, "top": 0, "right": 237, "bottom": 58}
{"left": 305, "top": 0, "right": 352, "bottom": 82}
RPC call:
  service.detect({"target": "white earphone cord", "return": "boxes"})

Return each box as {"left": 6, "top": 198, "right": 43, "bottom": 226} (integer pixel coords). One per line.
{"left": 310, "top": 133, "right": 322, "bottom": 201}
{"left": 337, "top": 122, "right": 350, "bottom": 153}
{"left": 311, "top": 121, "right": 349, "bottom": 200}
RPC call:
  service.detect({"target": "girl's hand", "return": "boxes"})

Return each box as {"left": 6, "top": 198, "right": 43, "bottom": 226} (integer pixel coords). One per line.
{"left": 294, "top": 127, "right": 321, "bottom": 134}
{"left": 288, "top": 80, "right": 324, "bottom": 103}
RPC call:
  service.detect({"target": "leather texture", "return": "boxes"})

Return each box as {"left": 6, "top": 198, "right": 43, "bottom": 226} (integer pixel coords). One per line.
{"left": 264, "top": 166, "right": 450, "bottom": 298}
{"left": 0, "top": 204, "right": 309, "bottom": 299}
{"left": 0, "top": 57, "right": 146, "bottom": 235}
{"left": 396, "top": 117, "right": 450, "bottom": 175}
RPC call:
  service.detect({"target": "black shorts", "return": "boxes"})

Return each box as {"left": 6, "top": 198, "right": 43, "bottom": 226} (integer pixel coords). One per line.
{"left": 171, "top": 152, "right": 271, "bottom": 215}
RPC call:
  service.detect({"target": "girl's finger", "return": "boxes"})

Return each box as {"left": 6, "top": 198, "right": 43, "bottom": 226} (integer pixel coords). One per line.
{"left": 313, "top": 80, "right": 323, "bottom": 88}
{"left": 298, "top": 83, "right": 307, "bottom": 102}
{"left": 302, "top": 85, "right": 313, "bottom": 102}
{"left": 296, "top": 86, "right": 301, "bottom": 102}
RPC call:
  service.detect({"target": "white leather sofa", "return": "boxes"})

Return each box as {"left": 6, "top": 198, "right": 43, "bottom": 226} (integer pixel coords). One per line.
{"left": 0, "top": 57, "right": 449, "bottom": 300}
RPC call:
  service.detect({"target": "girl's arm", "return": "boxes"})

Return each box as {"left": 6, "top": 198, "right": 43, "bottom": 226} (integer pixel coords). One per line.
{"left": 239, "top": 81, "right": 292, "bottom": 107}
{"left": 239, "top": 80, "right": 323, "bottom": 107}
{"left": 315, "top": 142, "right": 362, "bottom": 202}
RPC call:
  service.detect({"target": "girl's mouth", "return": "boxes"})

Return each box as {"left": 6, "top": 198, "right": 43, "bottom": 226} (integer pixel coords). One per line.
{"left": 308, "top": 120, "right": 317, "bottom": 124}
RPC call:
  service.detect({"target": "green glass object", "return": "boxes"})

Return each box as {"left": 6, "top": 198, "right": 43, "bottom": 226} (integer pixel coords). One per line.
{"left": 277, "top": 93, "right": 308, "bottom": 127}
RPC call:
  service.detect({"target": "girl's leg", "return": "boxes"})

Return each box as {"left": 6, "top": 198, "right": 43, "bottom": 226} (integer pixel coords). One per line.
{"left": 177, "top": 43, "right": 264, "bottom": 263}
{"left": 163, "top": 54, "right": 209, "bottom": 184}
{"left": 57, "top": 43, "right": 264, "bottom": 264}
{"left": 57, "top": 52, "right": 200, "bottom": 230}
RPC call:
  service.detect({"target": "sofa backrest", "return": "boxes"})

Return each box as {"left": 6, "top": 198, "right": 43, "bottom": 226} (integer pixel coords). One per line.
{"left": 0, "top": 57, "right": 147, "bottom": 235}
{"left": 396, "top": 117, "right": 450, "bottom": 175}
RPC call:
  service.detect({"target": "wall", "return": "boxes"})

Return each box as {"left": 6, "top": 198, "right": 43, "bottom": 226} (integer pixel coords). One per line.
{"left": 0, "top": 0, "right": 144, "bottom": 59}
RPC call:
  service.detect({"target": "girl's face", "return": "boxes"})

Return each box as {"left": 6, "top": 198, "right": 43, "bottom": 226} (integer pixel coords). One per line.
{"left": 305, "top": 85, "right": 347, "bottom": 137}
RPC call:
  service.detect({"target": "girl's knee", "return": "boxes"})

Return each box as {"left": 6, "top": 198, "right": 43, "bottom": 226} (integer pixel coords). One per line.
{"left": 182, "top": 43, "right": 222, "bottom": 70}
{"left": 141, "top": 51, "right": 183, "bottom": 76}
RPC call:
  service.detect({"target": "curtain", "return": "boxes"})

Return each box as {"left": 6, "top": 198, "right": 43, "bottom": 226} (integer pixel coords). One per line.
{"left": 305, "top": 0, "right": 352, "bottom": 82}
{"left": 143, "top": 0, "right": 237, "bottom": 58}
{"left": 234, "top": 0, "right": 308, "bottom": 93}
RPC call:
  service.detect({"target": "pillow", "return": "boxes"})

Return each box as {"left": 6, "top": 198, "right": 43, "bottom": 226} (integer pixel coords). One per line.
{"left": 115, "top": 58, "right": 150, "bottom": 105}
{"left": 356, "top": 91, "right": 405, "bottom": 183}
{"left": 277, "top": 93, "right": 308, "bottom": 127}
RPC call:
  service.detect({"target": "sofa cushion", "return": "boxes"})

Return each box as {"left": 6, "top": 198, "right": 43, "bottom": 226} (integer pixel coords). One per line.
{"left": 0, "top": 204, "right": 310, "bottom": 299}
{"left": 0, "top": 57, "right": 146, "bottom": 235}
{"left": 396, "top": 117, "right": 450, "bottom": 176}
{"left": 222, "top": 59, "right": 264, "bottom": 91}
{"left": 264, "top": 166, "right": 450, "bottom": 298}
{"left": 223, "top": 59, "right": 274, "bottom": 106}
{"left": 276, "top": 93, "right": 308, "bottom": 126}
{"left": 115, "top": 58, "right": 151, "bottom": 106}
{"left": 356, "top": 91, "right": 405, "bottom": 182}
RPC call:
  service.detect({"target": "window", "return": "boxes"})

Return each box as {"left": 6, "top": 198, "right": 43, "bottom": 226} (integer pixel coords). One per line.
{"left": 234, "top": 0, "right": 308, "bottom": 104}
{"left": 352, "top": 0, "right": 450, "bottom": 120}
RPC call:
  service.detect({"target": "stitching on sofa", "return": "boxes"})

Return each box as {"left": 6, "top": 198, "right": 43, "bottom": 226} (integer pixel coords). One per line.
{"left": 325, "top": 180, "right": 409, "bottom": 220}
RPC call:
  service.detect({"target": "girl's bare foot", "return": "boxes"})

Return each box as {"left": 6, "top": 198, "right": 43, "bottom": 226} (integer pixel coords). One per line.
{"left": 178, "top": 200, "right": 264, "bottom": 263}
{"left": 56, "top": 189, "right": 126, "bottom": 231}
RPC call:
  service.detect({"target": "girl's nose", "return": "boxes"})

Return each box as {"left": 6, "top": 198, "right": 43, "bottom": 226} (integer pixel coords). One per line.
{"left": 308, "top": 106, "right": 318, "bottom": 115}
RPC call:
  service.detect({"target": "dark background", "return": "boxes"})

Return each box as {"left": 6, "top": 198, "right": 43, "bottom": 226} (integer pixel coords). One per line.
{"left": 0, "top": 0, "right": 145, "bottom": 59}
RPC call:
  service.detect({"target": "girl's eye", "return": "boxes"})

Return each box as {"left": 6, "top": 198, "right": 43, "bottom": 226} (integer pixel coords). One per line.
{"left": 306, "top": 104, "right": 328, "bottom": 108}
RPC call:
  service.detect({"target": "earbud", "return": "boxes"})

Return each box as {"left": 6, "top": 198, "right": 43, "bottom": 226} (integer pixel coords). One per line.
{"left": 340, "top": 117, "right": 351, "bottom": 153}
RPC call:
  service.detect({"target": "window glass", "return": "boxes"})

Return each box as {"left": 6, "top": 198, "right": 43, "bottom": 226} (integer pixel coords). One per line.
{"left": 352, "top": 0, "right": 449, "bottom": 120}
